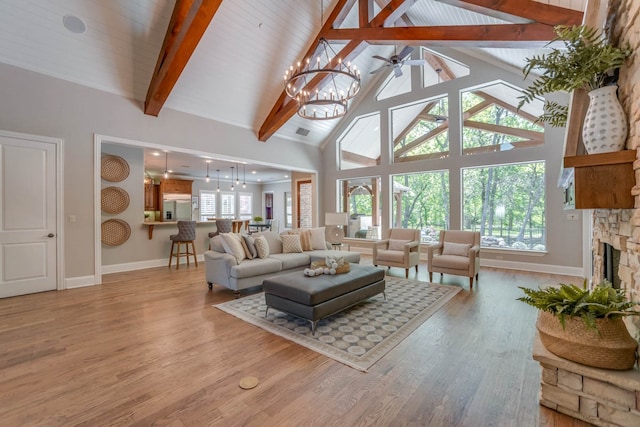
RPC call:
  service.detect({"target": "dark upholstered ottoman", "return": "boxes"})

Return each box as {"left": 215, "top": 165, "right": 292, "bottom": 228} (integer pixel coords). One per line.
{"left": 262, "top": 264, "right": 385, "bottom": 334}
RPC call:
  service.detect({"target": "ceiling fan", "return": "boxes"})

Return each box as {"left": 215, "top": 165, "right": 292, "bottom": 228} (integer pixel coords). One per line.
{"left": 370, "top": 46, "right": 426, "bottom": 78}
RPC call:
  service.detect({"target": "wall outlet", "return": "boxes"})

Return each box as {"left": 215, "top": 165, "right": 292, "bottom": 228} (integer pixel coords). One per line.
{"left": 566, "top": 213, "right": 579, "bottom": 221}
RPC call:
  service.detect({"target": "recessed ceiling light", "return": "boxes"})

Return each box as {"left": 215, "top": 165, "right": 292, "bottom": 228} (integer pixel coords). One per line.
{"left": 284, "top": 175, "right": 289, "bottom": 178}
{"left": 251, "top": 170, "right": 257, "bottom": 174}
{"left": 152, "top": 152, "right": 160, "bottom": 156}
{"left": 63, "top": 14, "right": 86, "bottom": 34}
{"left": 258, "top": 179, "right": 261, "bottom": 182}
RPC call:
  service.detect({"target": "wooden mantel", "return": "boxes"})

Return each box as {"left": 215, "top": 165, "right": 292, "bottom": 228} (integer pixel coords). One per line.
{"left": 563, "top": 150, "right": 636, "bottom": 209}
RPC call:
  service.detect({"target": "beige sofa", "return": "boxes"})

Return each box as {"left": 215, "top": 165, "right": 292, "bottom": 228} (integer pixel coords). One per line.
{"left": 205, "top": 231, "right": 360, "bottom": 296}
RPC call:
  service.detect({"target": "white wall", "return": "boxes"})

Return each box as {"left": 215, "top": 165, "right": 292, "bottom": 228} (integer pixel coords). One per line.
{"left": 0, "top": 62, "right": 321, "bottom": 279}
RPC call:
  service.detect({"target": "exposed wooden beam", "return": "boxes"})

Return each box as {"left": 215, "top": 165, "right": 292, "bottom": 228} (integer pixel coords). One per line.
{"left": 395, "top": 124, "right": 449, "bottom": 157}
{"left": 464, "top": 120, "right": 542, "bottom": 140}
{"left": 462, "top": 138, "right": 544, "bottom": 155}
{"left": 423, "top": 51, "right": 455, "bottom": 80}
{"left": 324, "top": 23, "right": 557, "bottom": 47}
{"left": 144, "top": 0, "right": 222, "bottom": 117}
{"left": 369, "top": 0, "right": 417, "bottom": 27}
{"left": 341, "top": 150, "right": 380, "bottom": 166}
{"left": 359, "top": 0, "right": 371, "bottom": 27}
{"left": 395, "top": 151, "right": 449, "bottom": 162}
{"left": 439, "top": 0, "right": 583, "bottom": 27}
{"left": 473, "top": 90, "right": 540, "bottom": 124}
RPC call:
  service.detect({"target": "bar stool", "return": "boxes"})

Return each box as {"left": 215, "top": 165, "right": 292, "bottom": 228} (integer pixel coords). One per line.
{"left": 207, "top": 218, "right": 233, "bottom": 239}
{"left": 169, "top": 220, "right": 197, "bottom": 269}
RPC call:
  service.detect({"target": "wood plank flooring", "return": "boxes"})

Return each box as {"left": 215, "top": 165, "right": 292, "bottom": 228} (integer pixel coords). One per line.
{"left": 0, "top": 257, "right": 593, "bottom": 426}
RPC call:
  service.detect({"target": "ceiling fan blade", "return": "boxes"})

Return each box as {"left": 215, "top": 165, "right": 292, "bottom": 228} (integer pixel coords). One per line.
{"left": 369, "top": 64, "right": 389, "bottom": 74}
{"left": 397, "top": 46, "right": 414, "bottom": 60}
{"left": 372, "top": 55, "right": 392, "bottom": 63}
{"left": 393, "top": 66, "right": 403, "bottom": 78}
{"left": 404, "top": 59, "right": 426, "bottom": 66}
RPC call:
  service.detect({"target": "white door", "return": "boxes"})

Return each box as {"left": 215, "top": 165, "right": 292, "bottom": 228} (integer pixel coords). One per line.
{"left": 0, "top": 134, "right": 57, "bottom": 298}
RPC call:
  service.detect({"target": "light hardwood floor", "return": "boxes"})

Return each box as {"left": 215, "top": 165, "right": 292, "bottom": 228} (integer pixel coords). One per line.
{"left": 0, "top": 257, "right": 592, "bottom": 426}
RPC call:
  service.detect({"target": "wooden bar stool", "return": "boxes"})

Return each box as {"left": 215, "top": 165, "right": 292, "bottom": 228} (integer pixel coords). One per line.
{"left": 169, "top": 221, "right": 197, "bottom": 269}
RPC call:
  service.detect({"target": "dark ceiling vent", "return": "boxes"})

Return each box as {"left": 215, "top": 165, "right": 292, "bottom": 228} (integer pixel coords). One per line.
{"left": 296, "top": 127, "right": 310, "bottom": 136}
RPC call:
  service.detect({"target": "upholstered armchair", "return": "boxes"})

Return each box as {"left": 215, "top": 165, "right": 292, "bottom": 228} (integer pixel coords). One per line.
{"left": 372, "top": 228, "right": 421, "bottom": 278}
{"left": 427, "top": 230, "right": 480, "bottom": 288}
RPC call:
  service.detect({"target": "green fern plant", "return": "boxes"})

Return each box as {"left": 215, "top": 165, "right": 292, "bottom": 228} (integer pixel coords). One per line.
{"left": 518, "top": 25, "right": 631, "bottom": 127}
{"left": 518, "top": 280, "right": 640, "bottom": 330}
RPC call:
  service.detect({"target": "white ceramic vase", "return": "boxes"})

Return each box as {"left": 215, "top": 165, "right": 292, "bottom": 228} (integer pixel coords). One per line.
{"left": 582, "top": 85, "right": 627, "bottom": 154}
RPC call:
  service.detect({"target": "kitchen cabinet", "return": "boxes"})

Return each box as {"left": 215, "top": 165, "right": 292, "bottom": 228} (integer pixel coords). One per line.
{"left": 160, "top": 179, "right": 192, "bottom": 195}
{"left": 144, "top": 183, "right": 159, "bottom": 210}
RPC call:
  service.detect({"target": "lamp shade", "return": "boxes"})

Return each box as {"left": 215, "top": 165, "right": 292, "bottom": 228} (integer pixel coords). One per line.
{"left": 325, "top": 212, "right": 348, "bottom": 226}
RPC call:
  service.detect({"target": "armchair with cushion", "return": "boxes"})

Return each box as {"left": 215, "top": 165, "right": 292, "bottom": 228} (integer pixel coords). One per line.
{"left": 372, "top": 228, "right": 420, "bottom": 278}
{"left": 426, "top": 230, "right": 480, "bottom": 288}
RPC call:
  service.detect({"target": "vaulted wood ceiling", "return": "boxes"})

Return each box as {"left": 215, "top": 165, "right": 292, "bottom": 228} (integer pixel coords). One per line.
{"left": 145, "top": 0, "right": 582, "bottom": 142}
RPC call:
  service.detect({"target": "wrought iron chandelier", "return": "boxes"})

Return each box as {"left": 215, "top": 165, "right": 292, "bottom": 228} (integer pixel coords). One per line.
{"left": 284, "top": 37, "right": 361, "bottom": 120}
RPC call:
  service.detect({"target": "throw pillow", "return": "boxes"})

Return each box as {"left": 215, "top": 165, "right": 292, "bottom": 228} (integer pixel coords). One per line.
{"left": 220, "top": 233, "right": 246, "bottom": 263}
{"left": 209, "top": 235, "right": 226, "bottom": 253}
{"left": 282, "top": 234, "right": 303, "bottom": 253}
{"left": 442, "top": 242, "right": 472, "bottom": 257}
{"left": 242, "top": 235, "right": 258, "bottom": 259}
{"left": 239, "top": 235, "right": 254, "bottom": 260}
{"left": 290, "top": 229, "right": 313, "bottom": 251}
{"left": 254, "top": 235, "right": 270, "bottom": 258}
{"left": 388, "top": 239, "right": 410, "bottom": 251}
{"left": 309, "top": 227, "right": 326, "bottom": 250}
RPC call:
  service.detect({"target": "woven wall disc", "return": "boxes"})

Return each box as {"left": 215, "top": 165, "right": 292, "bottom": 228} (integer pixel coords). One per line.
{"left": 101, "top": 186, "right": 130, "bottom": 214}
{"left": 101, "top": 154, "right": 130, "bottom": 182}
{"left": 101, "top": 219, "right": 131, "bottom": 246}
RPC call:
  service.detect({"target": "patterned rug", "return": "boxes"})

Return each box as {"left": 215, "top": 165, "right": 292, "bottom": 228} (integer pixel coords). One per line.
{"left": 214, "top": 277, "right": 461, "bottom": 371}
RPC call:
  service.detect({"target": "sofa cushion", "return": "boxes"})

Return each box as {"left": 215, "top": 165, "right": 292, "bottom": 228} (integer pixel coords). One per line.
{"left": 239, "top": 236, "right": 254, "bottom": 259}
{"left": 254, "top": 235, "right": 270, "bottom": 258}
{"left": 209, "top": 235, "right": 225, "bottom": 253}
{"left": 269, "top": 253, "right": 311, "bottom": 269}
{"left": 310, "top": 227, "right": 326, "bottom": 250}
{"left": 375, "top": 249, "right": 405, "bottom": 263}
{"left": 220, "top": 233, "right": 246, "bottom": 263}
{"left": 282, "top": 234, "right": 303, "bottom": 253}
{"left": 442, "top": 242, "right": 471, "bottom": 257}
{"left": 230, "top": 257, "right": 283, "bottom": 279}
{"left": 254, "top": 231, "right": 283, "bottom": 254}
{"left": 388, "top": 239, "right": 410, "bottom": 251}
{"left": 242, "top": 235, "right": 258, "bottom": 259}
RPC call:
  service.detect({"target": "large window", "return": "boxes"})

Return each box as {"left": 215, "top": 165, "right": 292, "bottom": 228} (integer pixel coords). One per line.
{"left": 238, "top": 192, "right": 252, "bottom": 220}
{"left": 392, "top": 171, "right": 449, "bottom": 244}
{"left": 338, "top": 113, "right": 381, "bottom": 170}
{"left": 462, "top": 162, "right": 545, "bottom": 251}
{"left": 199, "top": 190, "right": 216, "bottom": 221}
{"left": 461, "top": 82, "right": 544, "bottom": 155}
{"left": 220, "top": 192, "right": 235, "bottom": 219}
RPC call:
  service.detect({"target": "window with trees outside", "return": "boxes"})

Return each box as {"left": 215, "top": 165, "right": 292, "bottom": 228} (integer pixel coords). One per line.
{"left": 462, "top": 161, "right": 545, "bottom": 251}
{"left": 392, "top": 171, "right": 449, "bottom": 244}
{"left": 338, "top": 177, "right": 381, "bottom": 240}
{"left": 461, "top": 81, "right": 544, "bottom": 155}
{"left": 220, "top": 192, "right": 235, "bottom": 219}
{"left": 199, "top": 190, "right": 216, "bottom": 222}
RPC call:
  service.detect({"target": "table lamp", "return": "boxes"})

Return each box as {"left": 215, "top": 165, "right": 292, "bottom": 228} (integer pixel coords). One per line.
{"left": 325, "top": 212, "right": 349, "bottom": 244}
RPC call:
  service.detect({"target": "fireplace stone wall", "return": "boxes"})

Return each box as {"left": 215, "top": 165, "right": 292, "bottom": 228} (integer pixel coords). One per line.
{"left": 593, "top": 0, "right": 640, "bottom": 341}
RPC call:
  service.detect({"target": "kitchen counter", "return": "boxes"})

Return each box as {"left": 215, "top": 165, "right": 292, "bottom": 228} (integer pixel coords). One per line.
{"left": 143, "top": 221, "right": 215, "bottom": 239}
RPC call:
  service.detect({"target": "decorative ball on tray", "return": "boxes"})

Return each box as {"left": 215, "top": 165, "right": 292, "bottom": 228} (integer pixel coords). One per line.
{"left": 305, "top": 255, "right": 350, "bottom": 276}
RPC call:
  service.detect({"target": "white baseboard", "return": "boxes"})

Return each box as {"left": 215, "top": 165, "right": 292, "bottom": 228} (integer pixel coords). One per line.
{"left": 101, "top": 254, "right": 206, "bottom": 274}
{"left": 65, "top": 275, "right": 96, "bottom": 289}
{"left": 480, "top": 258, "right": 583, "bottom": 277}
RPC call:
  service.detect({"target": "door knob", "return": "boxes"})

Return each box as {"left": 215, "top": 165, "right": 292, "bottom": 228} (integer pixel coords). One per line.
{"left": 47, "top": 233, "right": 55, "bottom": 238}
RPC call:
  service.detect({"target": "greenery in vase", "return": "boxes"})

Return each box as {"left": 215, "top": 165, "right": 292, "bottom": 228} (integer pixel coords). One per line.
{"left": 518, "top": 280, "right": 640, "bottom": 330}
{"left": 253, "top": 216, "right": 263, "bottom": 223}
{"left": 518, "top": 25, "right": 632, "bottom": 127}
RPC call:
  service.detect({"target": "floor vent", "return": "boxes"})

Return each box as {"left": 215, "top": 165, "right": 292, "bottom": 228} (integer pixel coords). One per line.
{"left": 296, "top": 127, "right": 310, "bottom": 136}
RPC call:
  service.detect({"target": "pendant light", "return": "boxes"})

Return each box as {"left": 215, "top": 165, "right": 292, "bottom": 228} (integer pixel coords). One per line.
{"left": 230, "top": 166, "right": 235, "bottom": 190}
{"left": 163, "top": 152, "right": 169, "bottom": 179}
{"left": 205, "top": 161, "right": 210, "bottom": 183}
{"left": 216, "top": 169, "right": 220, "bottom": 192}
{"left": 235, "top": 163, "right": 240, "bottom": 186}
{"left": 242, "top": 165, "right": 246, "bottom": 189}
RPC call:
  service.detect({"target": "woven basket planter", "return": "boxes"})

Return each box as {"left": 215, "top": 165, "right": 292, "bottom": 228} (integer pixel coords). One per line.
{"left": 536, "top": 311, "right": 638, "bottom": 370}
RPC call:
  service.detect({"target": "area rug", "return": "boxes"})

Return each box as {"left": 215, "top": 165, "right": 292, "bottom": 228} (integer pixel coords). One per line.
{"left": 214, "top": 277, "right": 461, "bottom": 371}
